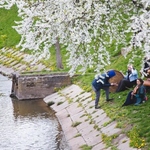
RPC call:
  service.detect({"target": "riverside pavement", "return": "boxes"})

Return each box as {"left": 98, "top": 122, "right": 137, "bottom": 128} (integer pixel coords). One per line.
{"left": 44, "top": 84, "right": 139, "bottom": 150}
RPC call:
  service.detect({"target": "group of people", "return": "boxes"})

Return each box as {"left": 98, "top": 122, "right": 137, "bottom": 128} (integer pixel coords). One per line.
{"left": 92, "top": 61, "right": 149, "bottom": 109}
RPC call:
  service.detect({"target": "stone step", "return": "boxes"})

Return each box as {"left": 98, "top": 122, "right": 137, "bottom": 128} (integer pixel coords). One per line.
{"left": 44, "top": 85, "right": 138, "bottom": 150}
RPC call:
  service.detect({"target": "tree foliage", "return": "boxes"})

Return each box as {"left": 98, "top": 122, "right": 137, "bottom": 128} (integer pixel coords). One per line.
{"left": 0, "top": 0, "right": 149, "bottom": 75}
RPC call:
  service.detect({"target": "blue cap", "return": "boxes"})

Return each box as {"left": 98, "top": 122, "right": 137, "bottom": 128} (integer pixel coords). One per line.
{"left": 107, "top": 70, "right": 116, "bottom": 78}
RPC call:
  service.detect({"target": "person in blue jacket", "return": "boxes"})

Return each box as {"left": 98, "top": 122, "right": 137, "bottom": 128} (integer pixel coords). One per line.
{"left": 116, "top": 64, "right": 138, "bottom": 92}
{"left": 122, "top": 78, "right": 146, "bottom": 106}
{"left": 92, "top": 70, "right": 117, "bottom": 109}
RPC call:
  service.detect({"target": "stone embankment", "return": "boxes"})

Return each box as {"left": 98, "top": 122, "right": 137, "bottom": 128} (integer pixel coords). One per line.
{"left": 0, "top": 48, "right": 50, "bottom": 77}
{"left": 0, "top": 48, "right": 139, "bottom": 150}
{"left": 44, "top": 85, "right": 138, "bottom": 150}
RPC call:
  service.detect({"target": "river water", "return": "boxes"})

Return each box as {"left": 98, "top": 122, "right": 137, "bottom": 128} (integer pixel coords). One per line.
{"left": 0, "top": 74, "right": 68, "bottom": 150}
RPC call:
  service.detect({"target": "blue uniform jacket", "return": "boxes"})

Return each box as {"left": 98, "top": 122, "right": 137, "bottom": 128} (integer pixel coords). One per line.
{"left": 92, "top": 73, "right": 111, "bottom": 91}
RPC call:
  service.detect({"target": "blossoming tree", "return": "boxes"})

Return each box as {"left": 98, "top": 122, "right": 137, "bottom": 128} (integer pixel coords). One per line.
{"left": 129, "top": 0, "right": 150, "bottom": 55}
{"left": 0, "top": 0, "right": 149, "bottom": 75}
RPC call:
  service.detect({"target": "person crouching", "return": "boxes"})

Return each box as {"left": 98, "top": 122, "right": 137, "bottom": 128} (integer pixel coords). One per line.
{"left": 92, "top": 70, "right": 117, "bottom": 109}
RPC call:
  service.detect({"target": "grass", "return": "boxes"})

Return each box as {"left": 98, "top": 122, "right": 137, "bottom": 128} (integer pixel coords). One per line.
{"left": 0, "top": 5, "right": 21, "bottom": 48}
{"left": 73, "top": 74, "right": 150, "bottom": 149}
{"left": 1, "top": 3, "right": 150, "bottom": 150}
{"left": 80, "top": 144, "right": 92, "bottom": 150}
{"left": 72, "top": 121, "right": 81, "bottom": 127}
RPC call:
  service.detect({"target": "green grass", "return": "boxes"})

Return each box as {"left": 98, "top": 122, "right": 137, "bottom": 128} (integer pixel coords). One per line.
{"left": 72, "top": 69, "right": 150, "bottom": 149}
{"left": 0, "top": 5, "right": 21, "bottom": 48}
{"left": 80, "top": 144, "right": 92, "bottom": 150}
{"left": 1, "top": 3, "right": 150, "bottom": 150}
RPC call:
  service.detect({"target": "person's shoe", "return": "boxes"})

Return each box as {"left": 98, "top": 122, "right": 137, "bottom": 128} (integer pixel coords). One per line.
{"left": 106, "top": 98, "right": 114, "bottom": 101}
{"left": 121, "top": 104, "right": 125, "bottom": 107}
{"left": 134, "top": 103, "right": 140, "bottom": 106}
{"left": 95, "top": 106, "right": 101, "bottom": 109}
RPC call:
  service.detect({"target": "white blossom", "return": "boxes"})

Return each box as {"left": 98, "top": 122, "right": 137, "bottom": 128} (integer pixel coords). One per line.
{"left": 0, "top": 0, "right": 142, "bottom": 75}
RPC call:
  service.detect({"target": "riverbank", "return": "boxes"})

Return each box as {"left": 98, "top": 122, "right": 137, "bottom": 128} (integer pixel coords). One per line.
{"left": 0, "top": 50, "right": 139, "bottom": 150}
{"left": 44, "top": 85, "right": 139, "bottom": 150}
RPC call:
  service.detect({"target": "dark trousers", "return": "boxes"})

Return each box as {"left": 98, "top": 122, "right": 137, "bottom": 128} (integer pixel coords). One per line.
{"left": 122, "top": 91, "right": 136, "bottom": 106}
{"left": 122, "top": 91, "right": 143, "bottom": 106}
{"left": 92, "top": 85, "right": 109, "bottom": 106}
{"left": 116, "top": 79, "right": 136, "bottom": 92}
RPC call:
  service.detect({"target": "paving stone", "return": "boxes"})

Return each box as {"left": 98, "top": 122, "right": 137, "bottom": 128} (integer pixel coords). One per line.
{"left": 101, "top": 121, "right": 122, "bottom": 136}
{"left": 77, "top": 92, "right": 92, "bottom": 102}
{"left": 13, "top": 63, "right": 23, "bottom": 69}
{"left": 61, "top": 84, "right": 83, "bottom": 94}
{"left": 17, "top": 65, "right": 27, "bottom": 71}
{"left": 92, "top": 112, "right": 107, "bottom": 123}
{"left": 85, "top": 107, "right": 96, "bottom": 115}
{"left": 68, "top": 136, "right": 86, "bottom": 150}
{"left": 11, "top": 50, "right": 21, "bottom": 56}
{"left": 44, "top": 93, "right": 63, "bottom": 102}
{"left": 4, "top": 59, "right": 14, "bottom": 64}
{"left": 50, "top": 97, "right": 66, "bottom": 109}
{"left": 79, "top": 124, "right": 95, "bottom": 136}
{"left": 82, "top": 130, "right": 102, "bottom": 146}
{"left": 66, "top": 102, "right": 83, "bottom": 116}
{"left": 113, "top": 133, "right": 127, "bottom": 145}
{"left": 117, "top": 136, "right": 137, "bottom": 150}
{"left": 36, "top": 63, "right": 46, "bottom": 71}
{"left": 15, "top": 53, "right": 24, "bottom": 58}
{"left": 70, "top": 111, "right": 88, "bottom": 123}
{"left": 53, "top": 101, "right": 69, "bottom": 112}
{"left": 0, "top": 55, "right": 4, "bottom": 59}
{"left": 76, "top": 121, "right": 91, "bottom": 131}
{"left": 2, "top": 57, "right": 10, "bottom": 62}
{"left": 44, "top": 93, "right": 66, "bottom": 108}
{"left": 0, "top": 66, "right": 14, "bottom": 76}
{"left": 93, "top": 114, "right": 106, "bottom": 124}
{"left": 58, "top": 116, "right": 73, "bottom": 132}
{"left": 91, "top": 109, "right": 104, "bottom": 117}
{"left": 63, "top": 126, "right": 79, "bottom": 141}
{"left": 84, "top": 100, "right": 95, "bottom": 110}
{"left": 96, "top": 117, "right": 111, "bottom": 128}
{"left": 55, "top": 109, "right": 69, "bottom": 121}
{"left": 81, "top": 97, "right": 93, "bottom": 107}
{"left": 5, "top": 48, "right": 14, "bottom": 53}
{"left": 61, "top": 84, "right": 84, "bottom": 99}
{"left": 92, "top": 142, "right": 106, "bottom": 150}
{"left": 9, "top": 61, "right": 19, "bottom": 67}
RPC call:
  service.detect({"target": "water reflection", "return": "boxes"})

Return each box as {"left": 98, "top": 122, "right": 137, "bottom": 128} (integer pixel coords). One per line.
{"left": 12, "top": 98, "right": 56, "bottom": 118}
{"left": 0, "top": 74, "right": 66, "bottom": 150}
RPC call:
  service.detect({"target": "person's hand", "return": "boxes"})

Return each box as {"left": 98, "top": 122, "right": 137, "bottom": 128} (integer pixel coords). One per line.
{"left": 114, "top": 83, "right": 118, "bottom": 86}
{"left": 111, "top": 83, "right": 118, "bottom": 86}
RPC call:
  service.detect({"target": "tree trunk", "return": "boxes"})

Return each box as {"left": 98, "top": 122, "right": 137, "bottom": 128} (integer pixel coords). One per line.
{"left": 55, "top": 37, "right": 63, "bottom": 69}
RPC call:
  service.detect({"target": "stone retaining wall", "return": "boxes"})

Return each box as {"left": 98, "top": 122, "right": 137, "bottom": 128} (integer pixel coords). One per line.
{"left": 11, "top": 73, "right": 71, "bottom": 100}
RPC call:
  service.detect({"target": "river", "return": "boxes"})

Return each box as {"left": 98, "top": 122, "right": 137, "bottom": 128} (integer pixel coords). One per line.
{"left": 0, "top": 74, "right": 69, "bottom": 150}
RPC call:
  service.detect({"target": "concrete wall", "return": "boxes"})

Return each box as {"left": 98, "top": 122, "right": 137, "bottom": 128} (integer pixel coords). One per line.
{"left": 11, "top": 73, "right": 71, "bottom": 100}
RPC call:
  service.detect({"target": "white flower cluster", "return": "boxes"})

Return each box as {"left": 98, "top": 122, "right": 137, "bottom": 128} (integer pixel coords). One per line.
{"left": 0, "top": 0, "right": 147, "bottom": 75}
{"left": 129, "top": 1, "right": 150, "bottom": 56}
